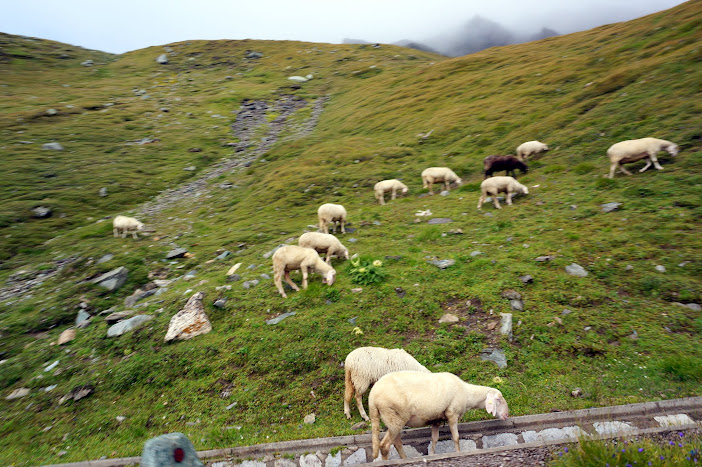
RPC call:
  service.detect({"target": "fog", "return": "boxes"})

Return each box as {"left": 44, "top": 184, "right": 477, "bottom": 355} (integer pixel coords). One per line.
{"left": 0, "top": 0, "right": 687, "bottom": 55}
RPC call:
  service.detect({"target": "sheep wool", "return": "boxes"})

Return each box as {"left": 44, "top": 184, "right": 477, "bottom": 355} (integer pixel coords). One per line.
{"left": 516, "top": 140, "right": 549, "bottom": 161}
{"left": 298, "top": 232, "right": 349, "bottom": 264}
{"left": 317, "top": 203, "right": 347, "bottom": 234}
{"left": 421, "top": 167, "right": 463, "bottom": 194}
{"left": 477, "top": 176, "right": 529, "bottom": 209}
{"left": 272, "top": 245, "right": 336, "bottom": 298}
{"left": 606, "top": 137, "right": 678, "bottom": 178}
{"left": 373, "top": 179, "right": 409, "bottom": 205}
{"left": 113, "top": 215, "right": 145, "bottom": 239}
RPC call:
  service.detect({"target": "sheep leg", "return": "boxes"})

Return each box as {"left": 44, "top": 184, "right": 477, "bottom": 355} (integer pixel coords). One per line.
{"left": 492, "top": 191, "right": 502, "bottom": 209}
{"left": 283, "top": 271, "right": 300, "bottom": 292}
{"left": 274, "top": 269, "right": 288, "bottom": 298}
{"left": 343, "top": 369, "right": 354, "bottom": 419}
{"left": 392, "top": 432, "right": 408, "bottom": 459}
{"left": 300, "top": 266, "right": 309, "bottom": 289}
{"left": 131, "top": 230, "right": 138, "bottom": 239}
{"left": 477, "top": 194, "right": 485, "bottom": 210}
{"left": 608, "top": 163, "right": 618, "bottom": 179}
{"left": 113, "top": 228, "right": 119, "bottom": 238}
{"left": 379, "top": 426, "right": 403, "bottom": 460}
{"left": 356, "top": 392, "right": 369, "bottom": 421}
{"left": 506, "top": 191, "right": 514, "bottom": 205}
{"left": 651, "top": 155, "right": 663, "bottom": 170}
{"left": 378, "top": 193, "right": 385, "bottom": 205}
{"left": 619, "top": 164, "right": 633, "bottom": 176}
{"left": 340, "top": 219, "right": 345, "bottom": 234}
{"left": 391, "top": 188, "right": 397, "bottom": 200}
{"left": 429, "top": 424, "right": 439, "bottom": 455}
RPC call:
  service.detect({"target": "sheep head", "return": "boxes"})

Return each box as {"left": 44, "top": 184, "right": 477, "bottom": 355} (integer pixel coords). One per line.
{"left": 322, "top": 269, "right": 336, "bottom": 286}
{"left": 485, "top": 392, "right": 509, "bottom": 420}
{"left": 667, "top": 144, "right": 679, "bottom": 157}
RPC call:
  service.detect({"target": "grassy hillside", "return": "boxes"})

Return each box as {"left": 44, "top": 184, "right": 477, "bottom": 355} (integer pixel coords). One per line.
{"left": 0, "top": 1, "right": 701, "bottom": 464}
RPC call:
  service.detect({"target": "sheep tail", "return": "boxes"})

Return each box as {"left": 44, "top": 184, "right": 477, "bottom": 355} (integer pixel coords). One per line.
{"left": 370, "top": 400, "right": 381, "bottom": 459}
{"left": 344, "top": 366, "right": 354, "bottom": 409}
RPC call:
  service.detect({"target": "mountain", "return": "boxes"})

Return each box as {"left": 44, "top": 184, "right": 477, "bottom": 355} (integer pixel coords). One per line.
{"left": 0, "top": 1, "right": 700, "bottom": 465}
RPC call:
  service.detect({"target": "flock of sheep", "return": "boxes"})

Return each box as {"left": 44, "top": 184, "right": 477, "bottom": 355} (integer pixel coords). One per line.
{"left": 109, "top": 136, "right": 679, "bottom": 458}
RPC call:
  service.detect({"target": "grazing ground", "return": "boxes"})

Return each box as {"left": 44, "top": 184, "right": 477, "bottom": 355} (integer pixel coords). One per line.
{"left": 0, "top": 1, "right": 700, "bottom": 465}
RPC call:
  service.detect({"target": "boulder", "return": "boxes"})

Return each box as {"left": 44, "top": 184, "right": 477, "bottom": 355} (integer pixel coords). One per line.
{"left": 42, "top": 142, "right": 64, "bottom": 150}
{"left": 107, "top": 315, "right": 153, "bottom": 337}
{"left": 601, "top": 202, "right": 622, "bottom": 213}
{"left": 166, "top": 248, "right": 188, "bottom": 259}
{"left": 91, "top": 266, "right": 128, "bottom": 291}
{"left": 156, "top": 54, "right": 169, "bottom": 64}
{"left": 32, "top": 206, "right": 52, "bottom": 218}
{"left": 57, "top": 329, "right": 76, "bottom": 345}
{"left": 141, "top": 432, "right": 203, "bottom": 467}
{"left": 164, "top": 292, "right": 212, "bottom": 342}
{"left": 565, "top": 263, "right": 588, "bottom": 277}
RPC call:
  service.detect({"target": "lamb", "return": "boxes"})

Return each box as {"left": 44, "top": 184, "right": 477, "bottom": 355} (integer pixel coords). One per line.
{"left": 374, "top": 179, "right": 409, "bottom": 205}
{"left": 298, "top": 232, "right": 349, "bottom": 265}
{"left": 317, "top": 203, "right": 347, "bottom": 234}
{"left": 477, "top": 176, "right": 529, "bottom": 209}
{"left": 272, "top": 245, "right": 336, "bottom": 298}
{"left": 606, "top": 137, "right": 679, "bottom": 179}
{"left": 421, "top": 167, "right": 463, "bottom": 194}
{"left": 516, "top": 140, "right": 549, "bottom": 161}
{"left": 370, "top": 371, "right": 509, "bottom": 460}
{"left": 483, "top": 155, "right": 528, "bottom": 179}
{"left": 344, "top": 347, "right": 430, "bottom": 421}
{"left": 112, "top": 215, "right": 145, "bottom": 239}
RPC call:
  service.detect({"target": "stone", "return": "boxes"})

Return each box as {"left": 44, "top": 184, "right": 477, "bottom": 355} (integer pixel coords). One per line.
{"left": 522, "top": 426, "right": 586, "bottom": 443}
{"left": 373, "top": 445, "right": 422, "bottom": 461}
{"left": 601, "top": 202, "right": 622, "bottom": 213}
{"left": 571, "top": 388, "right": 583, "bottom": 397}
{"left": 562, "top": 308, "right": 573, "bottom": 316}
{"left": 565, "top": 263, "right": 588, "bottom": 277}
{"left": 343, "top": 449, "right": 366, "bottom": 465}
{"left": 227, "top": 274, "right": 242, "bottom": 282}
{"left": 263, "top": 245, "right": 286, "bottom": 259}
{"left": 288, "top": 76, "right": 309, "bottom": 82}
{"left": 683, "top": 303, "right": 701, "bottom": 312}
{"left": 501, "top": 289, "right": 521, "bottom": 300}
{"left": 141, "top": 432, "right": 204, "bottom": 467}
{"left": 470, "top": 251, "right": 483, "bottom": 257}
{"left": 428, "top": 259, "right": 455, "bottom": 269}
{"left": 96, "top": 253, "right": 113, "bottom": 264}
{"left": 45, "top": 360, "right": 59, "bottom": 372}
{"left": 433, "top": 439, "right": 477, "bottom": 453}
{"left": 213, "top": 298, "right": 227, "bottom": 309}
{"left": 509, "top": 299, "right": 524, "bottom": 311}
{"left": 104, "top": 310, "right": 135, "bottom": 325}
{"left": 654, "top": 414, "right": 695, "bottom": 427}
{"left": 75, "top": 310, "right": 91, "bottom": 325}
{"left": 655, "top": 265, "right": 666, "bottom": 273}
{"left": 81, "top": 59, "right": 94, "bottom": 66}
{"left": 124, "top": 288, "right": 157, "bottom": 308}
{"left": 535, "top": 255, "right": 555, "bottom": 262}
{"left": 42, "top": 142, "right": 64, "bottom": 150}
{"left": 156, "top": 54, "right": 169, "bottom": 64}
{"left": 267, "top": 311, "right": 296, "bottom": 325}
{"left": 107, "top": 315, "right": 153, "bottom": 337}
{"left": 99, "top": 187, "right": 108, "bottom": 197}
{"left": 439, "top": 190, "right": 451, "bottom": 197}
{"left": 325, "top": 451, "right": 341, "bottom": 467}
{"left": 439, "top": 313, "right": 459, "bottom": 324}
{"left": 519, "top": 274, "right": 534, "bottom": 284}
{"left": 32, "top": 206, "right": 52, "bottom": 218}
{"left": 183, "top": 166, "right": 196, "bottom": 171}
{"left": 242, "top": 280, "right": 259, "bottom": 289}
{"left": 166, "top": 248, "right": 188, "bottom": 259}
{"left": 57, "top": 329, "right": 76, "bottom": 345}
{"left": 6, "top": 388, "right": 30, "bottom": 400}
{"left": 427, "top": 217, "right": 453, "bottom": 224}
{"left": 500, "top": 313, "right": 513, "bottom": 340}
{"left": 216, "top": 251, "right": 231, "bottom": 260}
{"left": 482, "top": 432, "right": 519, "bottom": 448}
{"left": 116, "top": 416, "right": 126, "bottom": 423}
{"left": 164, "top": 292, "right": 212, "bottom": 342}
{"left": 593, "top": 421, "right": 634, "bottom": 435}
{"left": 480, "top": 348, "right": 507, "bottom": 369}
{"left": 351, "top": 422, "right": 367, "bottom": 430}
{"left": 91, "top": 266, "right": 128, "bottom": 291}
{"left": 395, "top": 287, "right": 406, "bottom": 298}
{"left": 304, "top": 413, "right": 316, "bottom": 424}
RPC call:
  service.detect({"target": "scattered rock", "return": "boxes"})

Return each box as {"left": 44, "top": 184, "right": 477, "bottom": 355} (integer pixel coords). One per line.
{"left": 351, "top": 287, "right": 363, "bottom": 293}
{"left": 470, "top": 251, "right": 483, "bottom": 257}
{"left": 509, "top": 299, "right": 524, "bottom": 312}
{"left": 519, "top": 275, "right": 534, "bottom": 284}
{"left": 439, "top": 313, "right": 459, "bottom": 324}
{"left": 263, "top": 245, "right": 285, "bottom": 259}
{"left": 166, "top": 248, "right": 188, "bottom": 259}
{"left": 124, "top": 287, "right": 157, "bottom": 308}
{"left": 439, "top": 190, "right": 450, "bottom": 197}
{"left": 91, "top": 266, "right": 129, "bottom": 291}
{"left": 96, "top": 253, "right": 113, "bottom": 264}
{"left": 60, "top": 384, "right": 94, "bottom": 404}
{"left": 303, "top": 413, "right": 316, "bottom": 424}
{"left": 565, "top": 263, "right": 588, "bottom": 277}
{"left": 351, "top": 422, "right": 367, "bottom": 431}
{"left": 107, "top": 315, "right": 153, "bottom": 337}
{"left": 75, "top": 309, "right": 91, "bottom": 325}
{"left": 395, "top": 287, "right": 405, "bottom": 298}
{"left": 216, "top": 251, "right": 231, "bottom": 260}
{"left": 141, "top": 432, "right": 204, "bottom": 467}
{"left": 42, "top": 142, "right": 64, "bottom": 151}
{"left": 164, "top": 292, "right": 212, "bottom": 342}
{"left": 266, "top": 311, "right": 296, "bottom": 325}
{"left": 601, "top": 202, "right": 622, "bottom": 213}
{"left": 655, "top": 265, "right": 666, "bottom": 273}
{"left": 480, "top": 348, "right": 507, "bottom": 369}
{"left": 99, "top": 187, "right": 108, "bottom": 197}
{"left": 156, "top": 54, "right": 169, "bottom": 64}
{"left": 46, "top": 108, "right": 58, "bottom": 116}
{"left": 32, "top": 206, "right": 52, "bottom": 218}
{"left": 227, "top": 274, "right": 241, "bottom": 282}
{"left": 500, "top": 313, "right": 512, "bottom": 340}
{"left": 428, "top": 259, "right": 455, "bottom": 269}
{"left": 213, "top": 298, "right": 227, "bottom": 309}
{"left": 427, "top": 217, "right": 453, "bottom": 224}
{"left": 81, "top": 59, "right": 94, "bottom": 67}
{"left": 116, "top": 416, "right": 126, "bottom": 423}
{"left": 242, "top": 279, "right": 259, "bottom": 289}
{"left": 501, "top": 289, "right": 521, "bottom": 300}
{"left": 535, "top": 255, "right": 555, "bottom": 262}
{"left": 6, "top": 388, "right": 30, "bottom": 400}
{"left": 57, "top": 329, "right": 76, "bottom": 345}
{"left": 288, "top": 76, "right": 309, "bottom": 82}
{"left": 183, "top": 166, "right": 196, "bottom": 171}
{"left": 562, "top": 309, "right": 573, "bottom": 316}
{"left": 104, "top": 310, "right": 135, "bottom": 325}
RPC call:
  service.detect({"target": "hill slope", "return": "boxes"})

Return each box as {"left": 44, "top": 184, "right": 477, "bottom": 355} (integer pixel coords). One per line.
{"left": 0, "top": 1, "right": 700, "bottom": 465}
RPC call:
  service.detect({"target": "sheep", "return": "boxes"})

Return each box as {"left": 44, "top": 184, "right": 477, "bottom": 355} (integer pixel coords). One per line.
{"left": 477, "top": 176, "right": 529, "bottom": 209}
{"left": 516, "top": 140, "right": 549, "bottom": 161}
{"left": 606, "top": 137, "right": 679, "bottom": 179}
{"left": 421, "top": 167, "right": 463, "bottom": 194}
{"left": 370, "top": 371, "right": 509, "bottom": 460}
{"left": 298, "top": 232, "right": 349, "bottom": 265}
{"left": 317, "top": 203, "right": 347, "bottom": 234}
{"left": 112, "top": 215, "right": 145, "bottom": 239}
{"left": 272, "top": 245, "right": 336, "bottom": 298}
{"left": 374, "top": 179, "right": 409, "bottom": 205}
{"left": 483, "top": 155, "right": 528, "bottom": 179}
{"left": 344, "top": 347, "right": 430, "bottom": 421}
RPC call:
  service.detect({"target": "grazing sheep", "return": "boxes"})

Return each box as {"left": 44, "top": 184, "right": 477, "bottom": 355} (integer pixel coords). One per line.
{"left": 272, "top": 245, "right": 336, "bottom": 298}
{"left": 421, "top": 167, "right": 463, "bottom": 194}
{"left": 374, "top": 179, "right": 409, "bottom": 205}
{"left": 477, "top": 176, "right": 529, "bottom": 209}
{"left": 298, "top": 232, "right": 349, "bottom": 265}
{"left": 516, "top": 140, "right": 549, "bottom": 161}
{"left": 317, "top": 203, "right": 347, "bottom": 234}
{"left": 370, "top": 371, "right": 509, "bottom": 460}
{"left": 113, "top": 215, "right": 145, "bottom": 239}
{"left": 344, "top": 347, "right": 430, "bottom": 421}
{"left": 483, "top": 155, "right": 528, "bottom": 179}
{"left": 606, "top": 137, "right": 679, "bottom": 179}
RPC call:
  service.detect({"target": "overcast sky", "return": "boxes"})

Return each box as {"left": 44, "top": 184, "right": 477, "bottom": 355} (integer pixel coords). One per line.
{"left": 0, "top": 0, "right": 686, "bottom": 55}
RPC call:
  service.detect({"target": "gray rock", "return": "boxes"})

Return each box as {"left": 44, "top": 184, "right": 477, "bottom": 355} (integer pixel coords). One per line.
{"left": 76, "top": 310, "right": 91, "bottom": 325}
{"left": 81, "top": 59, "right": 94, "bottom": 66}
{"left": 32, "top": 206, "right": 52, "bottom": 218}
{"left": 242, "top": 279, "right": 259, "bottom": 289}
{"left": 565, "top": 263, "right": 588, "bottom": 277}
{"left": 266, "top": 311, "right": 296, "bottom": 325}
{"left": 470, "top": 251, "right": 483, "bottom": 257}
{"left": 562, "top": 308, "right": 573, "bottom": 316}
{"left": 427, "top": 217, "right": 453, "bottom": 224}
{"left": 260, "top": 273, "right": 271, "bottom": 280}
{"left": 304, "top": 413, "right": 316, "bottom": 424}
{"left": 6, "top": 388, "right": 30, "bottom": 400}
{"left": 428, "top": 259, "right": 455, "bottom": 269}
{"left": 500, "top": 313, "right": 513, "bottom": 340}
{"left": 509, "top": 299, "right": 524, "bottom": 311}
{"left": 213, "top": 298, "right": 227, "bottom": 309}
{"left": 42, "top": 142, "right": 64, "bottom": 150}
{"left": 46, "top": 108, "right": 58, "bottom": 116}
{"left": 343, "top": 449, "right": 367, "bottom": 465}
{"left": 107, "top": 314, "right": 153, "bottom": 337}
{"left": 99, "top": 187, "right": 108, "bottom": 197}
{"left": 601, "top": 202, "right": 622, "bottom": 213}
{"left": 439, "top": 313, "right": 459, "bottom": 324}
{"left": 104, "top": 310, "right": 135, "bottom": 325}
{"left": 519, "top": 274, "right": 534, "bottom": 284}
{"left": 166, "top": 248, "right": 188, "bottom": 259}
{"left": 351, "top": 422, "right": 367, "bottom": 430}
{"left": 684, "top": 303, "right": 701, "bottom": 312}
{"left": 141, "top": 432, "right": 203, "bottom": 467}
{"left": 325, "top": 451, "right": 342, "bottom": 467}
{"left": 480, "top": 348, "right": 507, "bottom": 368}
{"left": 535, "top": 255, "right": 555, "bottom": 262}
{"left": 593, "top": 421, "right": 635, "bottom": 435}
{"left": 501, "top": 289, "right": 521, "bottom": 300}
{"left": 439, "top": 190, "right": 451, "bottom": 197}
{"left": 96, "top": 253, "right": 113, "bottom": 264}
{"left": 91, "top": 266, "right": 129, "bottom": 291}
{"left": 156, "top": 54, "right": 169, "bottom": 64}
{"left": 263, "top": 245, "right": 286, "bottom": 259}
{"left": 482, "top": 432, "right": 519, "bottom": 448}
{"left": 216, "top": 251, "right": 231, "bottom": 260}
{"left": 183, "top": 165, "right": 196, "bottom": 171}
{"left": 124, "top": 288, "right": 156, "bottom": 308}
{"left": 164, "top": 292, "right": 212, "bottom": 342}
{"left": 434, "top": 439, "right": 477, "bottom": 453}
{"left": 347, "top": 237, "right": 358, "bottom": 243}
{"left": 227, "top": 274, "right": 241, "bottom": 282}
{"left": 655, "top": 265, "right": 666, "bottom": 273}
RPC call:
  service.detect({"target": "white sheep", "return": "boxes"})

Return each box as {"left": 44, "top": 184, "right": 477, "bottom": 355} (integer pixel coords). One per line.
{"left": 298, "top": 232, "right": 349, "bottom": 265}
{"left": 112, "top": 215, "right": 145, "bottom": 239}
{"left": 272, "top": 245, "right": 336, "bottom": 298}
{"left": 606, "top": 137, "right": 679, "bottom": 179}
{"left": 421, "top": 167, "right": 463, "bottom": 194}
{"left": 370, "top": 371, "right": 509, "bottom": 460}
{"left": 477, "top": 176, "right": 529, "bottom": 209}
{"left": 344, "top": 347, "right": 430, "bottom": 421}
{"left": 374, "top": 179, "right": 409, "bottom": 205}
{"left": 317, "top": 203, "right": 347, "bottom": 234}
{"left": 516, "top": 140, "right": 549, "bottom": 161}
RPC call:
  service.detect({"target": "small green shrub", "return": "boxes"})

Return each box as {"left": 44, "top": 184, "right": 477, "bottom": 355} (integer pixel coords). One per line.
{"left": 346, "top": 256, "right": 387, "bottom": 285}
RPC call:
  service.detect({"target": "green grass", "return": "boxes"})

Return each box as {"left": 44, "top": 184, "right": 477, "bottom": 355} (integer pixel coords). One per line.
{"left": 0, "top": 2, "right": 701, "bottom": 465}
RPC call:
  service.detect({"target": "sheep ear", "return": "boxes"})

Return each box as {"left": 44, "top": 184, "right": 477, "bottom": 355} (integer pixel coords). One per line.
{"left": 485, "top": 393, "right": 497, "bottom": 416}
